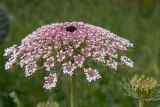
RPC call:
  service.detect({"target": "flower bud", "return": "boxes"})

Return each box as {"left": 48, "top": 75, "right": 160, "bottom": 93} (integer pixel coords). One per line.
{"left": 122, "top": 74, "right": 160, "bottom": 101}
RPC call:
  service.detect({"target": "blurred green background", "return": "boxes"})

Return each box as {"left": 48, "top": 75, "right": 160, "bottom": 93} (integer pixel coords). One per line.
{"left": 0, "top": 0, "right": 160, "bottom": 107}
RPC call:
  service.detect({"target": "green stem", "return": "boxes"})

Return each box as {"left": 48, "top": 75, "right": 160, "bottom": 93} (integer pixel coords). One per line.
{"left": 71, "top": 77, "right": 75, "bottom": 107}
{"left": 139, "top": 99, "right": 144, "bottom": 107}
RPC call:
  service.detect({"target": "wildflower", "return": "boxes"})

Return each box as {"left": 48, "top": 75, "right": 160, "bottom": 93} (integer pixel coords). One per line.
{"left": 84, "top": 68, "right": 101, "bottom": 82}
{"left": 62, "top": 62, "right": 76, "bottom": 76}
{"left": 43, "top": 56, "right": 55, "bottom": 71}
{"left": 25, "top": 62, "right": 37, "bottom": 77}
{"left": 43, "top": 73, "right": 57, "bottom": 90}
{"left": 106, "top": 59, "right": 118, "bottom": 70}
{"left": 43, "top": 46, "right": 53, "bottom": 59}
{"left": 20, "top": 53, "right": 34, "bottom": 67}
{"left": 92, "top": 48, "right": 106, "bottom": 63}
{"left": 73, "top": 54, "right": 85, "bottom": 68}
{"left": 65, "top": 46, "right": 74, "bottom": 57}
{"left": 56, "top": 50, "right": 66, "bottom": 62}
{"left": 5, "top": 60, "right": 16, "bottom": 70}
{"left": 81, "top": 48, "right": 91, "bottom": 57}
{"left": 4, "top": 22, "right": 133, "bottom": 89}
{"left": 5, "top": 56, "right": 17, "bottom": 70}
{"left": 4, "top": 45, "right": 17, "bottom": 57}
{"left": 121, "top": 56, "right": 134, "bottom": 68}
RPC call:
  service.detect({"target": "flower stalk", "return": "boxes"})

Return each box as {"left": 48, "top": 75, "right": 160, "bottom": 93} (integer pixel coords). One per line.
{"left": 71, "top": 77, "right": 75, "bottom": 107}
{"left": 139, "top": 99, "right": 144, "bottom": 107}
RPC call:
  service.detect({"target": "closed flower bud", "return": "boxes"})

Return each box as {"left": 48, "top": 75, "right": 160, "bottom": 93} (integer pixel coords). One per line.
{"left": 122, "top": 74, "right": 160, "bottom": 101}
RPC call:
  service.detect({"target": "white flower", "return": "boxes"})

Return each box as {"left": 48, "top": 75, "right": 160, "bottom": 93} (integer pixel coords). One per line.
{"left": 56, "top": 50, "right": 66, "bottom": 62}
{"left": 43, "top": 73, "right": 57, "bottom": 90}
{"left": 5, "top": 56, "right": 17, "bottom": 70}
{"left": 62, "top": 62, "right": 76, "bottom": 76}
{"left": 121, "top": 56, "right": 134, "bottom": 68}
{"left": 44, "top": 56, "right": 55, "bottom": 71}
{"left": 43, "top": 46, "right": 52, "bottom": 59}
{"left": 84, "top": 68, "right": 101, "bottom": 82}
{"left": 65, "top": 46, "right": 74, "bottom": 56}
{"left": 4, "top": 45, "right": 17, "bottom": 57}
{"left": 5, "top": 61, "right": 16, "bottom": 70}
{"left": 92, "top": 49, "right": 106, "bottom": 63}
{"left": 20, "top": 54, "right": 34, "bottom": 67}
{"left": 74, "top": 55, "right": 85, "bottom": 68}
{"left": 106, "top": 48, "right": 118, "bottom": 58}
{"left": 81, "top": 49, "right": 91, "bottom": 57}
{"left": 106, "top": 59, "right": 118, "bottom": 70}
{"left": 24, "top": 62, "right": 37, "bottom": 77}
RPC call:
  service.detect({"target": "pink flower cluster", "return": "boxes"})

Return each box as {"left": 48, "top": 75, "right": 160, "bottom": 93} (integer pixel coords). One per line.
{"left": 4, "top": 22, "right": 133, "bottom": 89}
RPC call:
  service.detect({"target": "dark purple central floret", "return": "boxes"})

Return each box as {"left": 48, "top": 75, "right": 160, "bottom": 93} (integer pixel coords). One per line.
{"left": 66, "top": 26, "right": 77, "bottom": 32}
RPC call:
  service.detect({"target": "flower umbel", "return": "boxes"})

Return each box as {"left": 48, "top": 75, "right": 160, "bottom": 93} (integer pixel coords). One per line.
{"left": 84, "top": 68, "right": 101, "bottom": 82}
{"left": 43, "top": 73, "right": 57, "bottom": 90}
{"left": 4, "top": 22, "right": 133, "bottom": 89}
